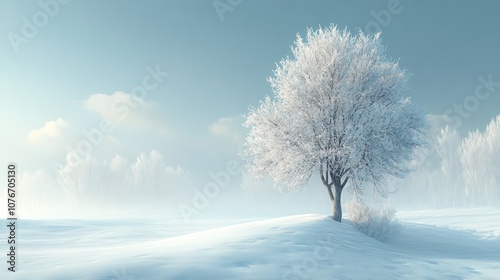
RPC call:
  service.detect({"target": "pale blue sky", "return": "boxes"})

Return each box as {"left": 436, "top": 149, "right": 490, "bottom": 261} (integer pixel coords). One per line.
{"left": 1, "top": 0, "right": 499, "bottom": 180}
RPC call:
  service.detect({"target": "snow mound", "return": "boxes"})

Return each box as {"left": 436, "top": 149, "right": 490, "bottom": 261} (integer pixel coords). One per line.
{"left": 8, "top": 210, "right": 500, "bottom": 279}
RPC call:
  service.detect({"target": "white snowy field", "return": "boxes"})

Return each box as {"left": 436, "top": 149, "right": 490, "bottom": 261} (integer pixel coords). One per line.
{"left": 2, "top": 208, "right": 499, "bottom": 279}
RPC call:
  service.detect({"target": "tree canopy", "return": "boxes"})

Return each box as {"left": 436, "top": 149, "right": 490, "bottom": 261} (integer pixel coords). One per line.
{"left": 243, "top": 24, "right": 428, "bottom": 221}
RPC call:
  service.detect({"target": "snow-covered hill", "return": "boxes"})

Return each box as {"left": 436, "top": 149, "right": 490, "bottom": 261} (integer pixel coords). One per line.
{"left": 5, "top": 209, "right": 500, "bottom": 279}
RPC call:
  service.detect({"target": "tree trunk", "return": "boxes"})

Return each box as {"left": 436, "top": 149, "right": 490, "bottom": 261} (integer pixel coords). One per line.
{"left": 320, "top": 162, "right": 347, "bottom": 222}
{"left": 332, "top": 184, "right": 343, "bottom": 222}
{"left": 325, "top": 182, "right": 343, "bottom": 222}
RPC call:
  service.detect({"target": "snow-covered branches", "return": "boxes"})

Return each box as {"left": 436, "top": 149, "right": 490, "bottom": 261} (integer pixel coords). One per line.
{"left": 244, "top": 24, "right": 428, "bottom": 194}
{"left": 387, "top": 116, "right": 500, "bottom": 209}
{"left": 460, "top": 116, "right": 500, "bottom": 206}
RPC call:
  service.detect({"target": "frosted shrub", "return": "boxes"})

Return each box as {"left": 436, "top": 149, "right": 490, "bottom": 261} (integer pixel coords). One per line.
{"left": 346, "top": 200, "right": 402, "bottom": 242}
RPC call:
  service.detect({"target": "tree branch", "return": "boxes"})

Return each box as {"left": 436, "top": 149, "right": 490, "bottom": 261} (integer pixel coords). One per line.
{"left": 341, "top": 176, "right": 349, "bottom": 189}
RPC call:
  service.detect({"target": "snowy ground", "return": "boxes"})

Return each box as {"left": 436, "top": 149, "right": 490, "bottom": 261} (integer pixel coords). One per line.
{"left": 2, "top": 209, "right": 499, "bottom": 279}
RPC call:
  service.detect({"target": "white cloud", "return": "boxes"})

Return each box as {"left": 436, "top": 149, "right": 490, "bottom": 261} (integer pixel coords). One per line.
{"left": 26, "top": 118, "right": 78, "bottom": 146}
{"left": 209, "top": 116, "right": 245, "bottom": 143}
{"left": 84, "top": 92, "right": 144, "bottom": 122}
{"left": 84, "top": 91, "right": 168, "bottom": 133}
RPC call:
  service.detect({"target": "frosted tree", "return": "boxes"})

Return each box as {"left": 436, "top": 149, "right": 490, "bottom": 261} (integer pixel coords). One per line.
{"left": 460, "top": 130, "right": 489, "bottom": 207}
{"left": 436, "top": 126, "right": 463, "bottom": 207}
{"left": 243, "top": 25, "right": 428, "bottom": 222}
{"left": 108, "top": 154, "right": 131, "bottom": 208}
{"left": 20, "top": 170, "right": 61, "bottom": 217}
{"left": 57, "top": 152, "right": 100, "bottom": 215}
{"left": 131, "top": 150, "right": 167, "bottom": 211}
{"left": 130, "top": 150, "right": 191, "bottom": 212}
{"left": 484, "top": 115, "right": 500, "bottom": 205}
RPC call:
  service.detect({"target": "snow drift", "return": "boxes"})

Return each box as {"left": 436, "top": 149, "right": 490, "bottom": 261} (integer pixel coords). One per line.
{"left": 5, "top": 209, "right": 500, "bottom": 279}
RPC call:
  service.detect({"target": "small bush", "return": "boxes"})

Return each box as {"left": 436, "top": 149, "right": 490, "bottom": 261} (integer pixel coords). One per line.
{"left": 346, "top": 200, "right": 403, "bottom": 242}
